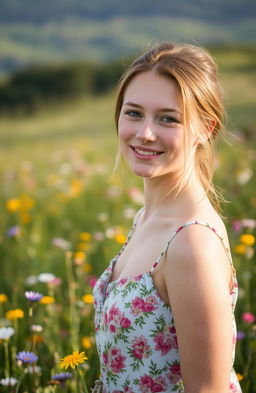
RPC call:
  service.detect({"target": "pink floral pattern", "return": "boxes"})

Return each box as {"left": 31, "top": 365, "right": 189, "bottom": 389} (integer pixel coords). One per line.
{"left": 93, "top": 213, "right": 242, "bottom": 392}
{"left": 131, "top": 336, "right": 151, "bottom": 360}
{"left": 153, "top": 327, "right": 178, "bottom": 356}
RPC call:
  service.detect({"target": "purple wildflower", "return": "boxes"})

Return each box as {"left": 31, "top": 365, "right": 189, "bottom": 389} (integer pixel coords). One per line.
{"left": 52, "top": 372, "right": 72, "bottom": 382}
{"left": 25, "top": 291, "right": 43, "bottom": 302}
{"left": 16, "top": 351, "right": 38, "bottom": 364}
{"left": 237, "top": 331, "right": 245, "bottom": 340}
{"left": 6, "top": 226, "right": 21, "bottom": 238}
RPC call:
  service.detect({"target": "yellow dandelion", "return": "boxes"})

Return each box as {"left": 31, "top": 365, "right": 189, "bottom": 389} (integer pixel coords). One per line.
{"left": 235, "top": 244, "right": 246, "bottom": 255}
{"left": 115, "top": 234, "right": 126, "bottom": 244}
{"left": 80, "top": 232, "right": 92, "bottom": 242}
{"left": 240, "top": 234, "right": 255, "bottom": 246}
{"left": 81, "top": 336, "right": 92, "bottom": 349}
{"left": 83, "top": 263, "right": 92, "bottom": 273}
{"left": 82, "top": 294, "right": 94, "bottom": 304}
{"left": 6, "top": 198, "right": 21, "bottom": 212}
{"left": 0, "top": 294, "right": 8, "bottom": 303}
{"left": 59, "top": 351, "right": 87, "bottom": 370}
{"left": 6, "top": 309, "right": 24, "bottom": 320}
{"left": 40, "top": 296, "right": 55, "bottom": 305}
{"left": 236, "top": 373, "right": 244, "bottom": 381}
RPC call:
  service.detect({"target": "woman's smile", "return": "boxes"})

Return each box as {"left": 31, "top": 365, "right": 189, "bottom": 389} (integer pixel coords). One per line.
{"left": 130, "top": 145, "right": 164, "bottom": 160}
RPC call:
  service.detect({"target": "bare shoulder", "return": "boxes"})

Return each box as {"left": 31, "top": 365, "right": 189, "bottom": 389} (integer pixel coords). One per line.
{"left": 161, "top": 218, "right": 235, "bottom": 390}
{"left": 162, "top": 216, "right": 233, "bottom": 296}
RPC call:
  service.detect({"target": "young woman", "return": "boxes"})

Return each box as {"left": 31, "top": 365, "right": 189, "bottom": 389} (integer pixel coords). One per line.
{"left": 93, "top": 42, "right": 242, "bottom": 393}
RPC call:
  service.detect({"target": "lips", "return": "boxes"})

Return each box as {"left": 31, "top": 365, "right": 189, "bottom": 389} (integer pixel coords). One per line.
{"left": 130, "top": 145, "right": 163, "bottom": 156}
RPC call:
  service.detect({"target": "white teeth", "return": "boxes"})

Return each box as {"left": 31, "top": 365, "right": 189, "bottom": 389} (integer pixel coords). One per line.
{"left": 134, "top": 148, "right": 160, "bottom": 156}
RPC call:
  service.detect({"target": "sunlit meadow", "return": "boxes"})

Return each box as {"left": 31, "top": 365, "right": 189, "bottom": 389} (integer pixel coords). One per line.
{"left": 0, "top": 48, "right": 256, "bottom": 392}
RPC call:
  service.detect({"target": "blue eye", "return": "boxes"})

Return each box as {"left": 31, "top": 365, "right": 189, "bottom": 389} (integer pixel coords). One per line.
{"left": 159, "top": 116, "right": 179, "bottom": 124}
{"left": 125, "top": 110, "right": 142, "bottom": 118}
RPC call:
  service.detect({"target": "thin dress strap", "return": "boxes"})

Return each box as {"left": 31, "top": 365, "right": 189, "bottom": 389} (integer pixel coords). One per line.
{"left": 114, "top": 207, "right": 145, "bottom": 259}
{"left": 151, "top": 220, "right": 236, "bottom": 276}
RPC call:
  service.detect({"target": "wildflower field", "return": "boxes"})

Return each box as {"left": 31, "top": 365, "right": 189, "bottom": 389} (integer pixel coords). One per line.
{"left": 0, "top": 47, "right": 255, "bottom": 392}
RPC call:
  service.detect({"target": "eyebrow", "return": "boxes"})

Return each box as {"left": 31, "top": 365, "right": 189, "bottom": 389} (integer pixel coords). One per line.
{"left": 123, "top": 101, "right": 182, "bottom": 115}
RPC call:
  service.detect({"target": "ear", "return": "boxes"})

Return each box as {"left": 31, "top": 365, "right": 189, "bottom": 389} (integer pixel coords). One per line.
{"left": 208, "top": 119, "right": 216, "bottom": 133}
{"left": 193, "top": 119, "right": 216, "bottom": 147}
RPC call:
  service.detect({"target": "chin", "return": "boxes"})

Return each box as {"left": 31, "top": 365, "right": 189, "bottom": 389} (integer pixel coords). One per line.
{"left": 130, "top": 166, "right": 159, "bottom": 178}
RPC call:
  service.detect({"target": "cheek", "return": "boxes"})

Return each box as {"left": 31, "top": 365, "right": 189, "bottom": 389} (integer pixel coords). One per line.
{"left": 118, "top": 120, "right": 132, "bottom": 144}
{"left": 165, "top": 132, "right": 183, "bottom": 151}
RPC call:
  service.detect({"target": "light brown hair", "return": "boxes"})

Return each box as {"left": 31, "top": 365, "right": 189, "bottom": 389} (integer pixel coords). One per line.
{"left": 115, "top": 42, "right": 227, "bottom": 214}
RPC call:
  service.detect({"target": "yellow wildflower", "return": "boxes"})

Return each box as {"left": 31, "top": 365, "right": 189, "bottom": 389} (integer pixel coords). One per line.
{"left": 0, "top": 294, "right": 8, "bottom": 303}
{"left": 83, "top": 263, "right": 92, "bottom": 273}
{"left": 69, "top": 179, "right": 83, "bottom": 198}
{"left": 82, "top": 294, "right": 94, "bottom": 304}
{"left": 235, "top": 244, "right": 246, "bottom": 255}
{"left": 59, "top": 351, "right": 87, "bottom": 370}
{"left": 115, "top": 234, "right": 126, "bottom": 244}
{"left": 236, "top": 373, "right": 244, "bottom": 381}
{"left": 40, "top": 296, "right": 55, "bottom": 305}
{"left": 74, "top": 251, "right": 86, "bottom": 265}
{"left": 240, "top": 234, "right": 255, "bottom": 246}
{"left": 6, "top": 309, "right": 24, "bottom": 320}
{"left": 81, "top": 336, "right": 92, "bottom": 349}
{"left": 80, "top": 232, "right": 92, "bottom": 242}
{"left": 6, "top": 198, "right": 21, "bottom": 212}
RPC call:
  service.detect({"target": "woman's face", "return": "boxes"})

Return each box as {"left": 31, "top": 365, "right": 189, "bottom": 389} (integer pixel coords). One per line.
{"left": 118, "top": 71, "right": 197, "bottom": 180}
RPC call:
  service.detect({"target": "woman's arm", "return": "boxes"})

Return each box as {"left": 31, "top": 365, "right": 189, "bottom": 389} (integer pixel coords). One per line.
{"left": 163, "top": 224, "right": 233, "bottom": 393}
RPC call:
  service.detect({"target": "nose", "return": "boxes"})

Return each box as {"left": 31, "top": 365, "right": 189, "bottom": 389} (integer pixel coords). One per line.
{"left": 136, "top": 120, "right": 156, "bottom": 142}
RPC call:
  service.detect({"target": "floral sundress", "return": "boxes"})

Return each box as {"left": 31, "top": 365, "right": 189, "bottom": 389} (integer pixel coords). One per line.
{"left": 93, "top": 208, "right": 242, "bottom": 393}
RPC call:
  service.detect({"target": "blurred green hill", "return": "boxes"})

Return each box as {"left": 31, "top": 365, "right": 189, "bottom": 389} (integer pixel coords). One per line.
{"left": 0, "top": 0, "right": 256, "bottom": 76}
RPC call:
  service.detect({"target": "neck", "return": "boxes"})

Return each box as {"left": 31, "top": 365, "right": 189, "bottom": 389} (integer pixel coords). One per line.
{"left": 142, "top": 171, "right": 208, "bottom": 221}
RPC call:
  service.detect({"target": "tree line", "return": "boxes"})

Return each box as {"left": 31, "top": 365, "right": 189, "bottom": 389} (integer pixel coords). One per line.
{"left": 0, "top": 60, "right": 126, "bottom": 114}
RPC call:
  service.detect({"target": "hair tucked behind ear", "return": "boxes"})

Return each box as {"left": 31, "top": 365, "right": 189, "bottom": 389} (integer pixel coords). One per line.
{"left": 115, "top": 42, "right": 229, "bottom": 216}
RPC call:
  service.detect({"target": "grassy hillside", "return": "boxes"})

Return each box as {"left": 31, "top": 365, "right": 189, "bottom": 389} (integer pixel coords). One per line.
{"left": 1, "top": 17, "right": 256, "bottom": 75}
